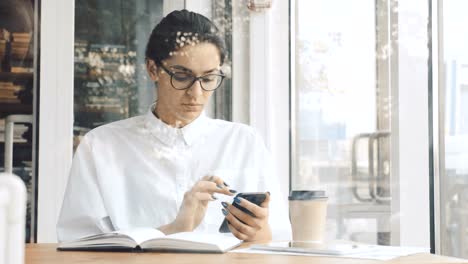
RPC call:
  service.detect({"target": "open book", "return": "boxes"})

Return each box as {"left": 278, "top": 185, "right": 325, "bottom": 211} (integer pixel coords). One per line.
{"left": 57, "top": 228, "right": 242, "bottom": 253}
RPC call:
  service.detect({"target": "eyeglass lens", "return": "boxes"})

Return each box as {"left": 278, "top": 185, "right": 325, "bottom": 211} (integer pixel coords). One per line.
{"left": 171, "top": 72, "right": 223, "bottom": 90}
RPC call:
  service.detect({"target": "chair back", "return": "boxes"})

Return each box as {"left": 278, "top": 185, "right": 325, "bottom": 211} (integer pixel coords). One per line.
{"left": 0, "top": 173, "right": 26, "bottom": 264}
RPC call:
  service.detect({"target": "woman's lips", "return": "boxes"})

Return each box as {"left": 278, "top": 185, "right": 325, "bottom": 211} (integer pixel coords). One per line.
{"left": 182, "top": 104, "right": 203, "bottom": 111}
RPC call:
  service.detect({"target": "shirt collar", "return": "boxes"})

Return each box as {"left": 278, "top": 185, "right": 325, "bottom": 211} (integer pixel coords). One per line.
{"left": 180, "top": 111, "right": 208, "bottom": 146}
{"left": 144, "top": 106, "right": 209, "bottom": 147}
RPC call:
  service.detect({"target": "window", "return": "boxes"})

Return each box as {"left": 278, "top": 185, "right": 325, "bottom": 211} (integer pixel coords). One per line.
{"left": 439, "top": 0, "right": 468, "bottom": 257}
{"left": 291, "top": 0, "right": 430, "bottom": 246}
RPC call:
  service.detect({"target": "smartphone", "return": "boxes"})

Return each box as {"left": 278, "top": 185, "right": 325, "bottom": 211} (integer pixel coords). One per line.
{"left": 219, "top": 192, "right": 267, "bottom": 233}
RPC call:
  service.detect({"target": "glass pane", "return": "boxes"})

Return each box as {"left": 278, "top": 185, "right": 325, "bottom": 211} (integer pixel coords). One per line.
{"left": 293, "top": 0, "right": 395, "bottom": 245}
{"left": 0, "top": 0, "right": 39, "bottom": 242}
{"left": 73, "top": 0, "right": 165, "bottom": 148}
{"left": 441, "top": 0, "right": 468, "bottom": 258}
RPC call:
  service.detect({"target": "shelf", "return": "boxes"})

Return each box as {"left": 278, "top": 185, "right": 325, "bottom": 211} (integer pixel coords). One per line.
{"left": 74, "top": 74, "right": 130, "bottom": 82}
{"left": 0, "top": 72, "right": 34, "bottom": 81}
{"left": 0, "top": 142, "right": 32, "bottom": 147}
{"left": 0, "top": 103, "right": 33, "bottom": 114}
{"left": 74, "top": 74, "right": 94, "bottom": 80}
{"left": 76, "top": 107, "right": 124, "bottom": 114}
{"left": 0, "top": 143, "right": 33, "bottom": 166}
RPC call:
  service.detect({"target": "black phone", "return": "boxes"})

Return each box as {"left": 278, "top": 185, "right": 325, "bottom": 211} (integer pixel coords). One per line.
{"left": 219, "top": 192, "right": 267, "bottom": 233}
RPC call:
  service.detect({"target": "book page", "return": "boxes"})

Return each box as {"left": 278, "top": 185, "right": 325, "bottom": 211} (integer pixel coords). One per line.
{"left": 166, "top": 232, "right": 238, "bottom": 245}
{"left": 58, "top": 232, "right": 136, "bottom": 249}
{"left": 115, "top": 227, "right": 165, "bottom": 245}
{"left": 141, "top": 232, "right": 241, "bottom": 252}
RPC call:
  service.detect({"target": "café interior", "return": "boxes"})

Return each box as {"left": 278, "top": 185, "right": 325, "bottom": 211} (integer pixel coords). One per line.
{"left": 1, "top": 0, "right": 468, "bottom": 263}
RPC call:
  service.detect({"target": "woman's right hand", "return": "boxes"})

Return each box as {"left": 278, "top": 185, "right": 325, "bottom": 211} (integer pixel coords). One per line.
{"left": 158, "top": 175, "right": 235, "bottom": 234}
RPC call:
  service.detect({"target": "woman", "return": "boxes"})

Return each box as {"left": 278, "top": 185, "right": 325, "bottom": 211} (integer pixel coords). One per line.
{"left": 57, "top": 9, "right": 291, "bottom": 242}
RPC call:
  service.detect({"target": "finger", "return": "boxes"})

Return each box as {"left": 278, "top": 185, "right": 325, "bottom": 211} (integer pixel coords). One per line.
{"left": 194, "top": 192, "right": 216, "bottom": 201}
{"left": 225, "top": 203, "right": 262, "bottom": 229}
{"left": 260, "top": 191, "right": 271, "bottom": 208}
{"left": 203, "top": 175, "right": 230, "bottom": 188}
{"left": 197, "top": 177, "right": 236, "bottom": 196}
{"left": 193, "top": 181, "right": 233, "bottom": 196}
{"left": 227, "top": 222, "right": 248, "bottom": 241}
{"left": 193, "top": 181, "right": 217, "bottom": 192}
{"left": 224, "top": 209, "right": 257, "bottom": 238}
{"left": 202, "top": 175, "right": 214, "bottom": 181}
{"left": 234, "top": 197, "right": 268, "bottom": 219}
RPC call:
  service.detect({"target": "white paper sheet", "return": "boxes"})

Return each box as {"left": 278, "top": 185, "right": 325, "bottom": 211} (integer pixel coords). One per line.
{"left": 231, "top": 244, "right": 430, "bottom": 261}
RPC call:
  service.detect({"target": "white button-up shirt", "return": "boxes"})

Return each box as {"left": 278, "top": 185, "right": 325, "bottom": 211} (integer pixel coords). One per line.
{"left": 57, "top": 109, "right": 292, "bottom": 242}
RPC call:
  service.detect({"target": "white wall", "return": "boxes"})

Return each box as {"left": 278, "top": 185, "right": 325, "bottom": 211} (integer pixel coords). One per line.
{"left": 268, "top": 0, "right": 291, "bottom": 204}
{"left": 38, "top": 0, "right": 75, "bottom": 242}
{"left": 248, "top": 1, "right": 290, "bottom": 203}
{"left": 391, "top": 0, "right": 431, "bottom": 247}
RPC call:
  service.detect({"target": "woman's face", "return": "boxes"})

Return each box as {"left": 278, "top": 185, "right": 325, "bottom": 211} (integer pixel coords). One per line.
{"left": 147, "top": 42, "right": 222, "bottom": 127}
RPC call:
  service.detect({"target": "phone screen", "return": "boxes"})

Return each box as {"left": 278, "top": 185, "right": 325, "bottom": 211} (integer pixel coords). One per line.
{"left": 218, "top": 192, "right": 267, "bottom": 233}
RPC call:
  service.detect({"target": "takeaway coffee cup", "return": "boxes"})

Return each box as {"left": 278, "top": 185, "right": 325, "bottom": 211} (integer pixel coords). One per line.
{"left": 289, "top": 190, "right": 328, "bottom": 243}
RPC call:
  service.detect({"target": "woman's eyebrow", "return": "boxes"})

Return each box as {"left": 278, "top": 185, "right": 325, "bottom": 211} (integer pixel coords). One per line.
{"left": 170, "top": 65, "right": 221, "bottom": 74}
{"left": 170, "top": 65, "right": 193, "bottom": 73}
{"left": 202, "top": 68, "right": 221, "bottom": 74}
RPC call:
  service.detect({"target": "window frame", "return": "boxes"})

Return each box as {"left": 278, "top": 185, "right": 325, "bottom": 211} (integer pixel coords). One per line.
{"left": 289, "top": 0, "right": 431, "bottom": 248}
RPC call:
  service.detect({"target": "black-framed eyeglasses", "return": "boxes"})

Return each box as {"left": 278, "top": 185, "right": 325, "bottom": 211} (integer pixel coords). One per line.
{"left": 158, "top": 63, "right": 225, "bottom": 91}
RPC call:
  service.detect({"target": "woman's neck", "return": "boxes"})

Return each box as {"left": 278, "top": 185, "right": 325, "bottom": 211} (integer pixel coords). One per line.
{"left": 154, "top": 103, "right": 197, "bottom": 128}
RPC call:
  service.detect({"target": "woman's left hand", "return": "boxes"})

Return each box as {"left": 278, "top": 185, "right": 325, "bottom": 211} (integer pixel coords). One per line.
{"left": 222, "top": 193, "right": 272, "bottom": 242}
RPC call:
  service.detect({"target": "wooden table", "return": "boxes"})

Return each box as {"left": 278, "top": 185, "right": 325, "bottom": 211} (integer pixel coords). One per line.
{"left": 26, "top": 244, "right": 467, "bottom": 264}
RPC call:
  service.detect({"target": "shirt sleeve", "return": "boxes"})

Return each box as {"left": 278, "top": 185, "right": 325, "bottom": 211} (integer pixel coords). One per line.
{"left": 56, "top": 135, "right": 110, "bottom": 242}
{"left": 254, "top": 131, "right": 293, "bottom": 241}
